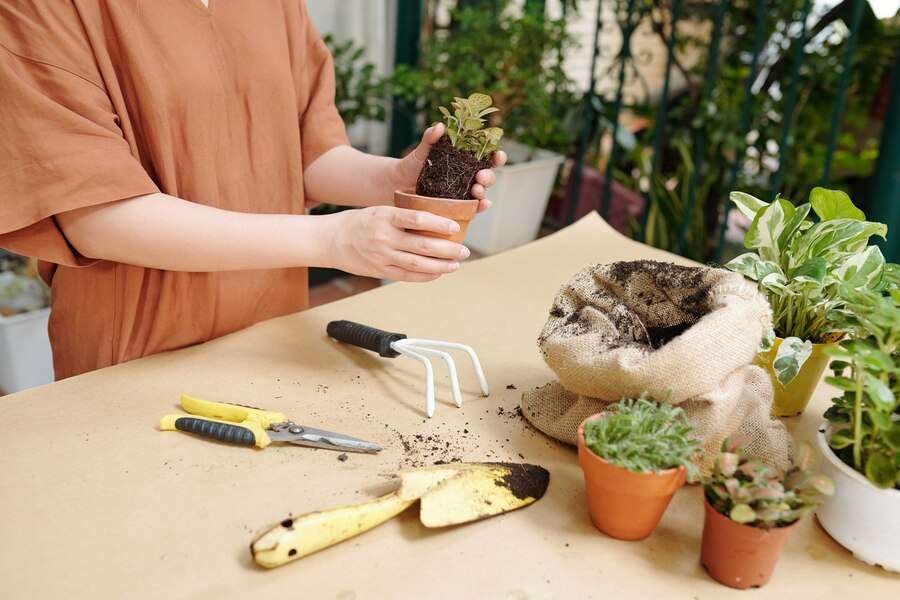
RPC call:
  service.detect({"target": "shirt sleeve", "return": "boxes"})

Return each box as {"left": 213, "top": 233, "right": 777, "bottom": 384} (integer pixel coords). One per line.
{"left": 0, "top": 46, "right": 159, "bottom": 267}
{"left": 297, "top": 2, "right": 350, "bottom": 170}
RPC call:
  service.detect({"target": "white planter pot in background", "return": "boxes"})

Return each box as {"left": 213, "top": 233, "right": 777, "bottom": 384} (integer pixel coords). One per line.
{"left": 816, "top": 425, "right": 900, "bottom": 572}
{"left": 464, "top": 140, "right": 564, "bottom": 256}
{"left": 0, "top": 307, "right": 54, "bottom": 394}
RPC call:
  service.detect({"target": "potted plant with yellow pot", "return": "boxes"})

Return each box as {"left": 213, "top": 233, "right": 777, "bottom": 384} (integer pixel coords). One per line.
{"left": 725, "top": 187, "right": 888, "bottom": 416}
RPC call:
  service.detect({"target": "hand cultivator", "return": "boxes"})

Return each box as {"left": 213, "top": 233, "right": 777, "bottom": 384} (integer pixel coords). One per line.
{"left": 327, "top": 320, "right": 490, "bottom": 417}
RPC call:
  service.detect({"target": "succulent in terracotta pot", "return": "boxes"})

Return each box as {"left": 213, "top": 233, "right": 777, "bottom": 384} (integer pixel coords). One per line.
{"left": 576, "top": 395, "right": 699, "bottom": 540}
{"left": 701, "top": 436, "right": 833, "bottom": 589}
{"left": 395, "top": 93, "right": 503, "bottom": 243}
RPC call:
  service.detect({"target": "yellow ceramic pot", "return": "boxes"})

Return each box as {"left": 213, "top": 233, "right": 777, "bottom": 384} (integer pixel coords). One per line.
{"left": 756, "top": 338, "right": 834, "bottom": 417}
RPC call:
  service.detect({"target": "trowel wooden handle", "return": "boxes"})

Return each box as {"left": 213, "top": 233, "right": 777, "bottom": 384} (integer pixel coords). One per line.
{"left": 250, "top": 492, "right": 415, "bottom": 568}
{"left": 327, "top": 320, "right": 407, "bottom": 358}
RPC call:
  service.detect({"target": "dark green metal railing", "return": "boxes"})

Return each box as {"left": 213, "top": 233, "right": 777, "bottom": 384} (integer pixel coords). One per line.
{"left": 391, "top": 0, "right": 900, "bottom": 261}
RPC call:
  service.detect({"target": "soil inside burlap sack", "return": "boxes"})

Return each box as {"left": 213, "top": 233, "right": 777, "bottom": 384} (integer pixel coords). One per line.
{"left": 523, "top": 260, "right": 791, "bottom": 473}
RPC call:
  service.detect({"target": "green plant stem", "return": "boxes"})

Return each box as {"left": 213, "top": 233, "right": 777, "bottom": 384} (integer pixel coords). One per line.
{"left": 853, "top": 356, "right": 863, "bottom": 470}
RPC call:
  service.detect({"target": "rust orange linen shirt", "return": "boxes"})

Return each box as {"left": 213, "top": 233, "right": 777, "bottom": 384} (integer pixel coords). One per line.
{"left": 0, "top": 1, "right": 349, "bottom": 379}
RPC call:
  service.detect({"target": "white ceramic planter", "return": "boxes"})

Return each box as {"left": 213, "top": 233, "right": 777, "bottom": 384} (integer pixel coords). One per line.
{"left": 463, "top": 140, "right": 564, "bottom": 255}
{"left": 0, "top": 307, "right": 54, "bottom": 394}
{"left": 816, "top": 424, "right": 900, "bottom": 572}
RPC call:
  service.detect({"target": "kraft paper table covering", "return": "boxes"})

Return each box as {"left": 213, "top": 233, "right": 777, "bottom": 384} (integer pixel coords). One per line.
{"left": 1, "top": 214, "right": 896, "bottom": 599}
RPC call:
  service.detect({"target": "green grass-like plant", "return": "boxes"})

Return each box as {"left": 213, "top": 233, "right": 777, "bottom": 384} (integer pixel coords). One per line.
{"left": 582, "top": 395, "right": 699, "bottom": 479}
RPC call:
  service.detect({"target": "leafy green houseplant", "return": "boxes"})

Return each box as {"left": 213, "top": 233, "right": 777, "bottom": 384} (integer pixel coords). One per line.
{"left": 823, "top": 277, "right": 900, "bottom": 489}
{"left": 414, "top": 93, "right": 503, "bottom": 200}
{"left": 701, "top": 436, "right": 833, "bottom": 589}
{"left": 725, "top": 187, "right": 888, "bottom": 416}
{"left": 576, "top": 396, "right": 699, "bottom": 540}
{"left": 816, "top": 274, "right": 900, "bottom": 571}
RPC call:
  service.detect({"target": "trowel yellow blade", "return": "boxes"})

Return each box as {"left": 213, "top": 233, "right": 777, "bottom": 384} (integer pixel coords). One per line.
{"left": 419, "top": 463, "right": 550, "bottom": 528}
{"left": 251, "top": 463, "right": 480, "bottom": 568}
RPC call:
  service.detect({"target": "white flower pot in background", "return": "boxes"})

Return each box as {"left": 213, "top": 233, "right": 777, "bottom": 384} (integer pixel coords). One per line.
{"left": 464, "top": 140, "right": 564, "bottom": 256}
{"left": 0, "top": 308, "right": 54, "bottom": 394}
{"left": 816, "top": 425, "right": 900, "bottom": 572}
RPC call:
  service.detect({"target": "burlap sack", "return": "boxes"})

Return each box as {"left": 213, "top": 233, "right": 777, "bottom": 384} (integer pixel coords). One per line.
{"left": 521, "top": 260, "right": 792, "bottom": 473}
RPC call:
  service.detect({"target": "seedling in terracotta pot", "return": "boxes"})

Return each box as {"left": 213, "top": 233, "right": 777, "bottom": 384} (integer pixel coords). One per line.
{"left": 395, "top": 93, "right": 503, "bottom": 243}
{"left": 701, "top": 436, "right": 833, "bottom": 589}
{"left": 576, "top": 395, "right": 699, "bottom": 540}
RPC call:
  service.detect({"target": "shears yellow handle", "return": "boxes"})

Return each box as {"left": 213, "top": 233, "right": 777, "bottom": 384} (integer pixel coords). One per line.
{"left": 159, "top": 394, "right": 286, "bottom": 449}
{"left": 179, "top": 394, "right": 286, "bottom": 427}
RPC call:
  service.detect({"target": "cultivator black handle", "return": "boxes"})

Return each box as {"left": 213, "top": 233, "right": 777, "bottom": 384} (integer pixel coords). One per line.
{"left": 327, "top": 320, "right": 407, "bottom": 358}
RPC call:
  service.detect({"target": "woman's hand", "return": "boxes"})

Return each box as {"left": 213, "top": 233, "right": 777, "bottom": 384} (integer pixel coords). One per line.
{"left": 392, "top": 123, "right": 508, "bottom": 213}
{"left": 324, "top": 206, "right": 470, "bottom": 282}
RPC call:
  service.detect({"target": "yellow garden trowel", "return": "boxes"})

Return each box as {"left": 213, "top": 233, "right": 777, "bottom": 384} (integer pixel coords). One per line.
{"left": 250, "top": 462, "right": 550, "bottom": 568}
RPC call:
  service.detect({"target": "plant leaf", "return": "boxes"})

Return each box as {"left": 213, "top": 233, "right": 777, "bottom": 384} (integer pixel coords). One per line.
{"left": 864, "top": 452, "right": 897, "bottom": 489}
{"left": 467, "top": 92, "right": 493, "bottom": 112}
{"left": 833, "top": 245, "right": 885, "bottom": 288}
{"left": 745, "top": 198, "right": 794, "bottom": 263}
{"left": 773, "top": 337, "right": 813, "bottom": 385}
{"left": 730, "top": 191, "right": 769, "bottom": 221}
{"left": 729, "top": 504, "right": 756, "bottom": 524}
{"left": 810, "top": 187, "right": 865, "bottom": 221}
{"left": 725, "top": 253, "right": 782, "bottom": 282}
{"left": 864, "top": 374, "right": 896, "bottom": 411}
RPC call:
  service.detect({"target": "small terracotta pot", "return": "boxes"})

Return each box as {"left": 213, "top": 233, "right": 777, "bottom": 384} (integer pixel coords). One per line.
{"left": 576, "top": 417, "right": 686, "bottom": 540}
{"left": 700, "top": 498, "right": 797, "bottom": 589}
{"left": 394, "top": 190, "right": 479, "bottom": 243}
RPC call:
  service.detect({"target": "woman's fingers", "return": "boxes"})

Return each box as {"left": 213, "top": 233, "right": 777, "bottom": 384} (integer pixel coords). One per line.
{"left": 492, "top": 150, "right": 508, "bottom": 167}
{"left": 390, "top": 208, "right": 459, "bottom": 236}
{"left": 475, "top": 169, "right": 496, "bottom": 187}
{"left": 477, "top": 198, "right": 492, "bottom": 213}
{"left": 395, "top": 231, "right": 469, "bottom": 260}
{"left": 381, "top": 266, "right": 441, "bottom": 283}
{"left": 388, "top": 250, "right": 459, "bottom": 275}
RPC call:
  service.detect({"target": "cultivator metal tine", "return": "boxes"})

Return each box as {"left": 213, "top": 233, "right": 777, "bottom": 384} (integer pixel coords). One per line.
{"left": 393, "top": 343, "right": 436, "bottom": 418}
{"left": 403, "top": 339, "right": 490, "bottom": 398}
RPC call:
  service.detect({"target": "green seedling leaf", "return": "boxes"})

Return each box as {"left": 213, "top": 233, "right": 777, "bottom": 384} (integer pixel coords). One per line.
{"left": 725, "top": 253, "right": 782, "bottom": 282}
{"left": 864, "top": 374, "right": 895, "bottom": 411}
{"left": 883, "top": 426, "right": 900, "bottom": 451}
{"left": 773, "top": 337, "right": 813, "bottom": 385}
{"left": 828, "top": 429, "right": 854, "bottom": 449}
{"left": 866, "top": 408, "right": 893, "bottom": 431}
{"left": 810, "top": 187, "right": 865, "bottom": 221}
{"left": 825, "top": 375, "right": 856, "bottom": 391}
{"left": 467, "top": 92, "right": 492, "bottom": 112}
{"left": 864, "top": 452, "right": 898, "bottom": 489}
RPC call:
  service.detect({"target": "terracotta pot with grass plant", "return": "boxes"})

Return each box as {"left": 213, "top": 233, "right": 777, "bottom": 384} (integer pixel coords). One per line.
{"left": 395, "top": 93, "right": 503, "bottom": 243}
{"left": 701, "top": 436, "right": 833, "bottom": 589}
{"left": 576, "top": 395, "right": 699, "bottom": 541}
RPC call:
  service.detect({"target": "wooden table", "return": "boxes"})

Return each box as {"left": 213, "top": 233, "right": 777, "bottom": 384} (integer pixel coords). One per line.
{"left": 2, "top": 215, "right": 897, "bottom": 599}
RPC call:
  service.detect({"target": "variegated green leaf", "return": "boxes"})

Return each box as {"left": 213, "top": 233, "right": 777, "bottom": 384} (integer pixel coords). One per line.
{"left": 810, "top": 187, "right": 865, "bottom": 221}
{"left": 834, "top": 245, "right": 885, "bottom": 288}
{"left": 773, "top": 337, "right": 813, "bottom": 385}
{"left": 438, "top": 105, "right": 451, "bottom": 119}
{"left": 478, "top": 106, "right": 500, "bottom": 117}
{"left": 730, "top": 191, "right": 769, "bottom": 221}
{"left": 725, "top": 253, "right": 782, "bottom": 282}
{"left": 729, "top": 503, "right": 756, "bottom": 524}
{"left": 797, "top": 219, "right": 887, "bottom": 260}
{"left": 745, "top": 198, "right": 795, "bottom": 263}
{"left": 791, "top": 257, "right": 827, "bottom": 284}
{"left": 759, "top": 328, "right": 775, "bottom": 352}
{"left": 467, "top": 92, "right": 492, "bottom": 112}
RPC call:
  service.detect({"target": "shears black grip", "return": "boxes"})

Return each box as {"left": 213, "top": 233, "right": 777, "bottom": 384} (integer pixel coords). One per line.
{"left": 173, "top": 417, "right": 256, "bottom": 446}
{"left": 327, "top": 320, "right": 406, "bottom": 358}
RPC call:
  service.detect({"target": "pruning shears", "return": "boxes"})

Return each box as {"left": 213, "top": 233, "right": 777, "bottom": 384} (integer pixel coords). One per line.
{"left": 159, "top": 394, "right": 382, "bottom": 453}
